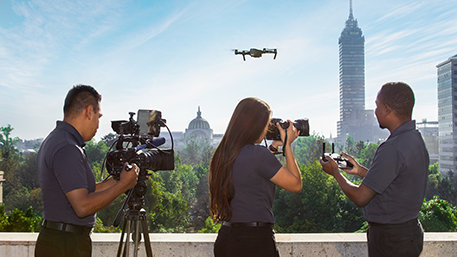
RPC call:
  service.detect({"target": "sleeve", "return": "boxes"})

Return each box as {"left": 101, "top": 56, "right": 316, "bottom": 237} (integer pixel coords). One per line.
{"left": 362, "top": 142, "right": 400, "bottom": 194}
{"left": 53, "top": 145, "right": 89, "bottom": 193}
{"left": 255, "top": 146, "right": 283, "bottom": 180}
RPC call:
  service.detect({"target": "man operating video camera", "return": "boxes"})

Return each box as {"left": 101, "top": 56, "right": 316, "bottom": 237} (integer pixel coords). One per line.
{"left": 35, "top": 85, "right": 139, "bottom": 257}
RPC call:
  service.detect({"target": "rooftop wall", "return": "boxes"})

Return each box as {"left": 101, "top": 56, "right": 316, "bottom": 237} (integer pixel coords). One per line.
{"left": 1, "top": 232, "right": 456, "bottom": 256}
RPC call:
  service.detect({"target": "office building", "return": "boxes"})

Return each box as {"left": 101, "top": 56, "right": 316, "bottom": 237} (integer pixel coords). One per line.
{"left": 437, "top": 54, "right": 457, "bottom": 174}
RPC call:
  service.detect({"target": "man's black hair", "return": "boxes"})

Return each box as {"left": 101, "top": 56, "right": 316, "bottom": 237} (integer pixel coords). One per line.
{"left": 379, "top": 82, "right": 415, "bottom": 119}
{"left": 63, "top": 85, "right": 101, "bottom": 117}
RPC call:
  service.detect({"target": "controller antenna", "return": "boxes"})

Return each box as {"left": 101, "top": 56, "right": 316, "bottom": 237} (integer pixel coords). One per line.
{"left": 322, "top": 142, "right": 326, "bottom": 159}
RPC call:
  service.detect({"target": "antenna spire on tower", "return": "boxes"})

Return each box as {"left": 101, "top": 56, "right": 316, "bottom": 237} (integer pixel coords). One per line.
{"left": 349, "top": 0, "right": 354, "bottom": 20}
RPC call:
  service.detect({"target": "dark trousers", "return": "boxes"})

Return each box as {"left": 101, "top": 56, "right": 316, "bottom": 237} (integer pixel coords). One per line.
{"left": 214, "top": 225, "right": 280, "bottom": 257}
{"left": 35, "top": 227, "right": 92, "bottom": 257}
{"left": 367, "top": 218, "right": 424, "bottom": 257}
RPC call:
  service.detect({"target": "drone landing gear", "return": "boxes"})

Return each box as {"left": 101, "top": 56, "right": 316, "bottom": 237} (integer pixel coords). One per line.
{"left": 116, "top": 208, "right": 153, "bottom": 257}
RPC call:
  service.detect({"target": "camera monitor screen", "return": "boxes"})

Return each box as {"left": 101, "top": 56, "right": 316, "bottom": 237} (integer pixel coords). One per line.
{"left": 137, "top": 109, "right": 162, "bottom": 136}
{"left": 137, "top": 109, "right": 153, "bottom": 136}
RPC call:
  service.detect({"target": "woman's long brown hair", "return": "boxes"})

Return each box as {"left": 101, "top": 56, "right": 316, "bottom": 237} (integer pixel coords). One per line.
{"left": 209, "top": 97, "right": 271, "bottom": 222}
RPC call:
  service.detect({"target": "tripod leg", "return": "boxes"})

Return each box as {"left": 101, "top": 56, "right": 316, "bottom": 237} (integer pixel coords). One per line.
{"left": 124, "top": 219, "right": 131, "bottom": 257}
{"left": 116, "top": 218, "right": 128, "bottom": 257}
{"left": 133, "top": 219, "right": 140, "bottom": 257}
{"left": 141, "top": 218, "right": 153, "bottom": 257}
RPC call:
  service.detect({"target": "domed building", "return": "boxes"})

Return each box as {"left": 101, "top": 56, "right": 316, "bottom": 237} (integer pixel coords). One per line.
{"left": 185, "top": 106, "right": 213, "bottom": 142}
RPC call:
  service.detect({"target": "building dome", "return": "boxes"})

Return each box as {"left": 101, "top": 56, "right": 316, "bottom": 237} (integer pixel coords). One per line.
{"left": 188, "top": 106, "right": 210, "bottom": 130}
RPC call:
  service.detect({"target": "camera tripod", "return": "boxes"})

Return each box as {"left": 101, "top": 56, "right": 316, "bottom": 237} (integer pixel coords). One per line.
{"left": 115, "top": 185, "right": 153, "bottom": 257}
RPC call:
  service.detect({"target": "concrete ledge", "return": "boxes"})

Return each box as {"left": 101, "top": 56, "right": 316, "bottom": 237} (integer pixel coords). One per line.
{"left": 0, "top": 232, "right": 456, "bottom": 256}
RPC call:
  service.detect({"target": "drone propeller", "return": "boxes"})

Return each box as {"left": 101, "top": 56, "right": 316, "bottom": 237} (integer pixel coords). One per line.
{"left": 263, "top": 48, "right": 278, "bottom": 59}
{"left": 233, "top": 49, "right": 248, "bottom": 61}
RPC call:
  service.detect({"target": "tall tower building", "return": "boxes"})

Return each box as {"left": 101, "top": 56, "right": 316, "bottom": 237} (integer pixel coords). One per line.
{"left": 337, "top": 0, "right": 387, "bottom": 143}
{"left": 437, "top": 54, "right": 457, "bottom": 174}
{"left": 338, "top": 0, "right": 365, "bottom": 123}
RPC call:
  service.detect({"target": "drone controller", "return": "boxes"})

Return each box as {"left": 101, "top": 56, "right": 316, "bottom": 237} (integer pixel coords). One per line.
{"left": 322, "top": 143, "right": 354, "bottom": 169}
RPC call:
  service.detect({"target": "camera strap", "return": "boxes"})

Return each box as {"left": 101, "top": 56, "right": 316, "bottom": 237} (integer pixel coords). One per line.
{"left": 282, "top": 131, "right": 287, "bottom": 157}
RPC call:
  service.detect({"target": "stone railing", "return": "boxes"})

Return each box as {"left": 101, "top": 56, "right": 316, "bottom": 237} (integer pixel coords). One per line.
{"left": 1, "top": 232, "right": 456, "bottom": 256}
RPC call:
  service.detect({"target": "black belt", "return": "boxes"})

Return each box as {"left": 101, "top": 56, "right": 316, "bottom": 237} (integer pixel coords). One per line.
{"left": 42, "top": 220, "right": 92, "bottom": 235}
{"left": 368, "top": 218, "right": 419, "bottom": 228}
{"left": 222, "top": 221, "right": 273, "bottom": 228}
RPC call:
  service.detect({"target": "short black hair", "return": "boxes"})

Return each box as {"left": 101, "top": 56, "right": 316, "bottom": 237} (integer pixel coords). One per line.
{"left": 63, "top": 85, "right": 101, "bottom": 117}
{"left": 378, "top": 82, "right": 414, "bottom": 119}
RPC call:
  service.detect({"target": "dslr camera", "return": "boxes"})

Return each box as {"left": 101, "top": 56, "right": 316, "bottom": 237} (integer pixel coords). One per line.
{"left": 265, "top": 118, "right": 310, "bottom": 141}
{"left": 105, "top": 110, "right": 175, "bottom": 180}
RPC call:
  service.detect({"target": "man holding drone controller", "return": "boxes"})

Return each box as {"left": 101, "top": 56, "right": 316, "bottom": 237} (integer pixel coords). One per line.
{"left": 320, "top": 82, "right": 429, "bottom": 257}
{"left": 35, "top": 85, "right": 139, "bottom": 257}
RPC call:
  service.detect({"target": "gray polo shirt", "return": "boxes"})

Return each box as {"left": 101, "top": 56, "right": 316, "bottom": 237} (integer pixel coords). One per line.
{"left": 362, "top": 120, "right": 429, "bottom": 224}
{"left": 230, "top": 144, "right": 282, "bottom": 223}
{"left": 37, "top": 121, "right": 96, "bottom": 227}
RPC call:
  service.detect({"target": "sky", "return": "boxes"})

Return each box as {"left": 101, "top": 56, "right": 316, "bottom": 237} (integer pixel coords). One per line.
{"left": 1, "top": 0, "right": 456, "bottom": 141}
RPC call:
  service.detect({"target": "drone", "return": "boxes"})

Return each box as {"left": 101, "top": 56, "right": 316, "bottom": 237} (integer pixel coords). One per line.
{"left": 234, "top": 48, "right": 277, "bottom": 61}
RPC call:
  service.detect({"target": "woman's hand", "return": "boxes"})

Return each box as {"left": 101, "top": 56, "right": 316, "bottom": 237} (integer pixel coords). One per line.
{"left": 277, "top": 120, "right": 299, "bottom": 145}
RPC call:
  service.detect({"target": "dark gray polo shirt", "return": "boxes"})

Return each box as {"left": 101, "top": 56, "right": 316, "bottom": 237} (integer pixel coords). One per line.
{"left": 362, "top": 120, "right": 429, "bottom": 224}
{"left": 230, "top": 144, "right": 282, "bottom": 223}
{"left": 37, "top": 121, "right": 96, "bottom": 227}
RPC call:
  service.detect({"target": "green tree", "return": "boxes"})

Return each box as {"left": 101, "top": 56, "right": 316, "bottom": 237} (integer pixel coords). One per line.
{"left": 357, "top": 142, "right": 379, "bottom": 168}
{"left": 0, "top": 124, "right": 20, "bottom": 160}
{"left": 0, "top": 125, "right": 22, "bottom": 206}
{"left": 424, "top": 166, "right": 457, "bottom": 206}
{"left": 93, "top": 217, "right": 121, "bottom": 233}
{"left": 344, "top": 136, "right": 356, "bottom": 156}
{"left": 144, "top": 172, "right": 190, "bottom": 232}
{"left": 101, "top": 133, "right": 119, "bottom": 149}
{"left": 426, "top": 163, "right": 441, "bottom": 200}
{"left": 273, "top": 161, "right": 363, "bottom": 232}
{"left": 419, "top": 196, "right": 457, "bottom": 232}
{"left": 178, "top": 138, "right": 214, "bottom": 167}
{"left": 188, "top": 164, "right": 210, "bottom": 230}
{"left": 17, "top": 152, "right": 39, "bottom": 190}
{"left": 293, "top": 134, "right": 325, "bottom": 166}
{"left": 0, "top": 205, "right": 42, "bottom": 232}
{"left": 197, "top": 216, "right": 221, "bottom": 233}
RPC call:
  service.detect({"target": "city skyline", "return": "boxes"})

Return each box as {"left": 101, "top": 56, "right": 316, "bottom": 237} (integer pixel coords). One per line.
{"left": 1, "top": 0, "right": 457, "bottom": 140}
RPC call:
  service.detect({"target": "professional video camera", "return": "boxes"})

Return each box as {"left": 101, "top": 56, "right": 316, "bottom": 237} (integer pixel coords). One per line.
{"left": 104, "top": 110, "right": 175, "bottom": 257}
{"left": 105, "top": 110, "right": 174, "bottom": 180}
{"left": 266, "top": 118, "right": 310, "bottom": 141}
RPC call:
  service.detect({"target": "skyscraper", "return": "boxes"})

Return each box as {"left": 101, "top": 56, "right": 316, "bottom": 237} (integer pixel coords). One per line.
{"left": 337, "top": 0, "right": 387, "bottom": 144}
{"left": 437, "top": 54, "right": 457, "bottom": 174}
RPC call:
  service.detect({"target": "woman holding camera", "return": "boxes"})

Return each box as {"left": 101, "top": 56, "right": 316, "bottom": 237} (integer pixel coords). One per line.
{"left": 209, "top": 97, "right": 302, "bottom": 257}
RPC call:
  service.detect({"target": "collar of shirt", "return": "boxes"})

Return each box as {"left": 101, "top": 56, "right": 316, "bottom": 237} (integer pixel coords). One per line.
{"left": 389, "top": 120, "right": 416, "bottom": 139}
{"left": 56, "top": 120, "right": 86, "bottom": 147}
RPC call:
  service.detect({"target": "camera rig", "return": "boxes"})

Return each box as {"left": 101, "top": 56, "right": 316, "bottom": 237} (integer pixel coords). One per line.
{"left": 103, "top": 110, "right": 175, "bottom": 257}
{"left": 106, "top": 111, "right": 174, "bottom": 181}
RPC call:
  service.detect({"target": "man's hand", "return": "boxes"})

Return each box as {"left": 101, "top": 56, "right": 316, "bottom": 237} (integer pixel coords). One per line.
{"left": 65, "top": 163, "right": 139, "bottom": 218}
{"left": 319, "top": 154, "right": 339, "bottom": 176}
{"left": 341, "top": 152, "right": 367, "bottom": 178}
{"left": 119, "top": 163, "right": 139, "bottom": 190}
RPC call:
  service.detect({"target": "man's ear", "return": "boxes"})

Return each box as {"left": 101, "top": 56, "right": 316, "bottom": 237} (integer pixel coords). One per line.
{"left": 384, "top": 104, "right": 392, "bottom": 114}
{"left": 85, "top": 105, "right": 94, "bottom": 120}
